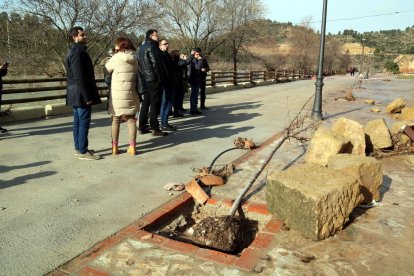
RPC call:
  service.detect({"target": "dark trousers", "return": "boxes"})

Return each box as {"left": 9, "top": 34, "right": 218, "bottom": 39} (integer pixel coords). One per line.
{"left": 139, "top": 80, "right": 162, "bottom": 131}
{"left": 174, "top": 80, "right": 184, "bottom": 113}
{"left": 73, "top": 106, "right": 92, "bottom": 154}
{"left": 190, "top": 82, "right": 200, "bottom": 112}
{"left": 200, "top": 79, "right": 206, "bottom": 108}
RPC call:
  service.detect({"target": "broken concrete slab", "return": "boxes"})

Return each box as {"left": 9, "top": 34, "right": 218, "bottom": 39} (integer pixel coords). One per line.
{"left": 331, "top": 118, "right": 366, "bottom": 155}
{"left": 304, "top": 125, "right": 350, "bottom": 166}
{"left": 385, "top": 98, "right": 405, "bottom": 113}
{"left": 328, "top": 154, "right": 383, "bottom": 204}
{"left": 364, "top": 119, "right": 393, "bottom": 149}
{"left": 185, "top": 179, "right": 209, "bottom": 204}
{"left": 266, "top": 163, "right": 362, "bottom": 240}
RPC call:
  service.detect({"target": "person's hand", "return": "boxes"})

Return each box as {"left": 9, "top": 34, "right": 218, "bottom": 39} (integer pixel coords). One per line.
{"left": 0, "top": 63, "right": 8, "bottom": 69}
{"left": 201, "top": 68, "right": 206, "bottom": 72}
{"left": 86, "top": 101, "right": 92, "bottom": 105}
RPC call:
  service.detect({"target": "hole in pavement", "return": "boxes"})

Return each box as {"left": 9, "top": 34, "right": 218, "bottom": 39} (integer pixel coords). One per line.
{"left": 144, "top": 200, "right": 272, "bottom": 255}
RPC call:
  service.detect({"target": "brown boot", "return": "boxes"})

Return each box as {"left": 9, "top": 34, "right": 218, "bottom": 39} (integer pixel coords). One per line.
{"left": 127, "top": 140, "right": 136, "bottom": 156}
{"left": 112, "top": 140, "right": 119, "bottom": 155}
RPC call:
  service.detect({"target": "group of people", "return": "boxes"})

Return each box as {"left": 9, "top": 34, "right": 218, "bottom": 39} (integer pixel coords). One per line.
{"left": 64, "top": 27, "right": 210, "bottom": 160}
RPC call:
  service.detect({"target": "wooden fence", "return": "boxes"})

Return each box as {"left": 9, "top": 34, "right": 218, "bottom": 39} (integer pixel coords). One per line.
{"left": 2, "top": 69, "right": 321, "bottom": 105}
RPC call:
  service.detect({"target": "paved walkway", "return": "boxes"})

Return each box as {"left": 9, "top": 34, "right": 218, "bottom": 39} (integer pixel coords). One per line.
{"left": 1, "top": 76, "right": 414, "bottom": 275}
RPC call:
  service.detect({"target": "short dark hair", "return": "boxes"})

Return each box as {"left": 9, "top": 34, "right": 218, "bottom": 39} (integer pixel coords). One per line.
{"left": 195, "top": 47, "right": 202, "bottom": 53}
{"left": 145, "top": 29, "right": 158, "bottom": 40}
{"left": 68, "top": 26, "right": 83, "bottom": 42}
{"left": 115, "top": 37, "right": 136, "bottom": 51}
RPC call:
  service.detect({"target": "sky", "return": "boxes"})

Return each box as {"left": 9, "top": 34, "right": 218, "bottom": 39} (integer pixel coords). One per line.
{"left": 261, "top": 0, "right": 414, "bottom": 34}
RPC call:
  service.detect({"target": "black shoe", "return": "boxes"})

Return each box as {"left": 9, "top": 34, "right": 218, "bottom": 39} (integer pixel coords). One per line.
{"left": 173, "top": 113, "right": 184, "bottom": 118}
{"left": 190, "top": 110, "right": 203, "bottom": 115}
{"left": 179, "top": 108, "right": 187, "bottom": 112}
{"left": 200, "top": 106, "right": 209, "bottom": 110}
{"left": 0, "top": 127, "right": 7, "bottom": 133}
{"left": 139, "top": 129, "right": 150, "bottom": 134}
{"left": 152, "top": 129, "right": 168, "bottom": 136}
{"left": 162, "top": 125, "right": 177, "bottom": 131}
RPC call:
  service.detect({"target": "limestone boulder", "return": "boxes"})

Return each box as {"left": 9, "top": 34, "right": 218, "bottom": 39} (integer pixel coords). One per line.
{"left": 390, "top": 121, "right": 414, "bottom": 135}
{"left": 328, "top": 154, "right": 382, "bottom": 204}
{"left": 331, "top": 117, "right": 366, "bottom": 155}
{"left": 364, "top": 119, "right": 392, "bottom": 149}
{"left": 364, "top": 99, "right": 375, "bottom": 105}
{"left": 266, "top": 163, "right": 362, "bottom": 240}
{"left": 370, "top": 108, "right": 380, "bottom": 113}
{"left": 385, "top": 98, "right": 405, "bottom": 113}
{"left": 401, "top": 107, "right": 414, "bottom": 121}
{"left": 304, "top": 125, "right": 350, "bottom": 166}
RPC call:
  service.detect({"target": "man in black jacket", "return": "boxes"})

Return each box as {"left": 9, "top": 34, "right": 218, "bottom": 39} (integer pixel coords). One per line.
{"left": 196, "top": 48, "right": 210, "bottom": 110}
{"left": 0, "top": 61, "right": 8, "bottom": 133}
{"left": 65, "top": 26, "right": 102, "bottom": 160}
{"left": 137, "top": 29, "right": 167, "bottom": 136}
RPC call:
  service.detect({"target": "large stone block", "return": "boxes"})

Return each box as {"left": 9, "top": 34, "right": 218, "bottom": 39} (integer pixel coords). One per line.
{"left": 364, "top": 119, "right": 392, "bottom": 149}
{"left": 390, "top": 120, "right": 414, "bottom": 135}
{"left": 385, "top": 98, "right": 405, "bottom": 113}
{"left": 266, "top": 164, "right": 362, "bottom": 240}
{"left": 328, "top": 154, "right": 383, "bottom": 204}
{"left": 401, "top": 107, "right": 414, "bottom": 121}
{"left": 304, "top": 125, "right": 349, "bottom": 166}
{"left": 331, "top": 117, "right": 366, "bottom": 155}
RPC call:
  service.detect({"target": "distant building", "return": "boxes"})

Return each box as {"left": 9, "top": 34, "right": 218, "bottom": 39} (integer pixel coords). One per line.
{"left": 394, "top": 55, "right": 414, "bottom": 73}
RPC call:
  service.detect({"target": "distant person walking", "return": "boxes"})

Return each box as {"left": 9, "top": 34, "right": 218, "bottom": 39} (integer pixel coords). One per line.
{"left": 65, "top": 26, "right": 102, "bottom": 160}
{"left": 0, "top": 61, "right": 8, "bottom": 133}
{"left": 137, "top": 29, "right": 168, "bottom": 136}
{"left": 104, "top": 37, "right": 140, "bottom": 156}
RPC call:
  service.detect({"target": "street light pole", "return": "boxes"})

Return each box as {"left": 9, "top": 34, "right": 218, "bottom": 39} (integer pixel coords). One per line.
{"left": 311, "top": 0, "right": 328, "bottom": 120}
{"left": 361, "top": 38, "right": 366, "bottom": 78}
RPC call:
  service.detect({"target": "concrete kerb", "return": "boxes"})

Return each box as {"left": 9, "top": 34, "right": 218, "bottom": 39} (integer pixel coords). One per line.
{"left": 0, "top": 79, "right": 290, "bottom": 124}
{"left": 0, "top": 98, "right": 108, "bottom": 123}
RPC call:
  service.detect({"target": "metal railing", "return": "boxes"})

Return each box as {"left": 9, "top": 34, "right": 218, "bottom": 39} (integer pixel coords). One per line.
{"left": 2, "top": 69, "right": 321, "bottom": 105}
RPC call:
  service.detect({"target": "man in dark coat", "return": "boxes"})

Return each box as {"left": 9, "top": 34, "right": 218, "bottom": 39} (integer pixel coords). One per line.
{"left": 137, "top": 29, "right": 167, "bottom": 136}
{"left": 188, "top": 48, "right": 203, "bottom": 115}
{"left": 196, "top": 48, "right": 210, "bottom": 110}
{"left": 0, "top": 61, "right": 8, "bottom": 133}
{"left": 65, "top": 26, "right": 102, "bottom": 160}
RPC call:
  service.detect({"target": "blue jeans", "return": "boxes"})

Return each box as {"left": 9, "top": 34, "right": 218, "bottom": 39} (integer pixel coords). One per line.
{"left": 160, "top": 85, "right": 175, "bottom": 128}
{"left": 190, "top": 82, "right": 200, "bottom": 112}
{"left": 73, "top": 106, "right": 92, "bottom": 154}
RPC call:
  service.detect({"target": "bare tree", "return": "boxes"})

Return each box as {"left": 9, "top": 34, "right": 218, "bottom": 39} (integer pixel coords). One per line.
{"left": 324, "top": 37, "right": 349, "bottom": 73}
{"left": 153, "top": 0, "right": 226, "bottom": 54}
{"left": 11, "top": 0, "right": 155, "bottom": 74}
{"left": 222, "top": 0, "right": 263, "bottom": 71}
{"left": 287, "top": 18, "right": 319, "bottom": 70}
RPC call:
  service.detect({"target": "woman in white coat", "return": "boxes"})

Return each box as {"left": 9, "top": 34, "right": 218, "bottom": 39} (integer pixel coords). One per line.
{"left": 105, "top": 37, "right": 140, "bottom": 155}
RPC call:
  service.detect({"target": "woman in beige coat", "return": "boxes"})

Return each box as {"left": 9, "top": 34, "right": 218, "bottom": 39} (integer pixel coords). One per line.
{"left": 105, "top": 37, "right": 140, "bottom": 155}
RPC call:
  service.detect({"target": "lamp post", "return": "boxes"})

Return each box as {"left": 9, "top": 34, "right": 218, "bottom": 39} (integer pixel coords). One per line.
{"left": 311, "top": 0, "right": 328, "bottom": 120}
{"left": 361, "top": 37, "right": 366, "bottom": 75}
